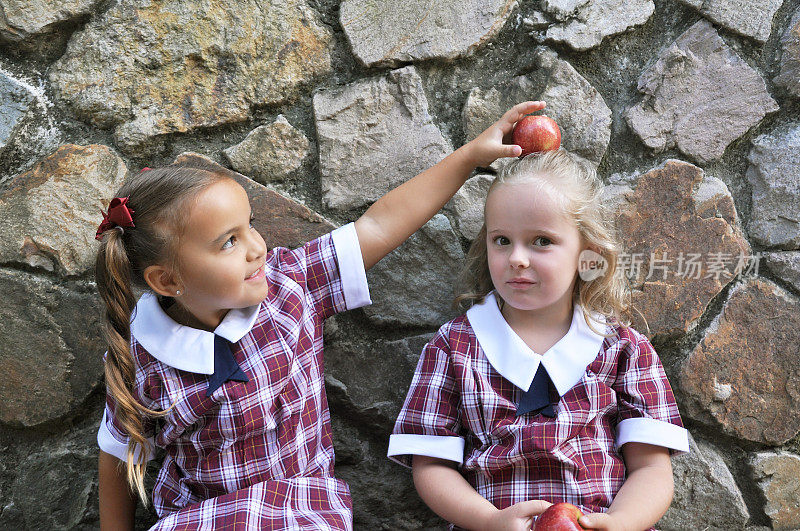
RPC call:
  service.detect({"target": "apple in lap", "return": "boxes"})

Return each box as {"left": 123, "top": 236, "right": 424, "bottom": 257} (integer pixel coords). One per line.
{"left": 534, "top": 502, "right": 586, "bottom": 530}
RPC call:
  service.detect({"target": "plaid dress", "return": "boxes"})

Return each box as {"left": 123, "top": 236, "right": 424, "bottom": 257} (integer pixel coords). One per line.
{"left": 98, "top": 224, "right": 371, "bottom": 530}
{"left": 388, "top": 292, "right": 688, "bottom": 530}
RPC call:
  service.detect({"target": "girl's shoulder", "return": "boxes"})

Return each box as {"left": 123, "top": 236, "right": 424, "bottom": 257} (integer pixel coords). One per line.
{"left": 608, "top": 324, "right": 653, "bottom": 349}
{"left": 599, "top": 323, "right": 661, "bottom": 369}
{"left": 426, "top": 313, "right": 476, "bottom": 354}
{"left": 601, "top": 320, "right": 650, "bottom": 344}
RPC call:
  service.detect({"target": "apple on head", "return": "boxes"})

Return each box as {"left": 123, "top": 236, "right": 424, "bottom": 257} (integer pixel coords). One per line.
{"left": 511, "top": 114, "right": 561, "bottom": 156}
{"left": 533, "top": 502, "right": 586, "bottom": 530}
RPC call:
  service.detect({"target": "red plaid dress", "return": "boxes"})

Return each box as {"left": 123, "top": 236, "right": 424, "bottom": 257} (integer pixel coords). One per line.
{"left": 388, "top": 292, "right": 688, "bottom": 530}
{"left": 98, "top": 224, "right": 370, "bottom": 530}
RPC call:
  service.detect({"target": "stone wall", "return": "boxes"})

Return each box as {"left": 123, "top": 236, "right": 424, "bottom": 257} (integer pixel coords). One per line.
{"left": 1, "top": 0, "right": 799, "bottom": 528}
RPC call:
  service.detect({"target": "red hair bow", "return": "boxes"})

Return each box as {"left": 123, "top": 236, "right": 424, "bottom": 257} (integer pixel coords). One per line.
{"left": 95, "top": 197, "right": 136, "bottom": 240}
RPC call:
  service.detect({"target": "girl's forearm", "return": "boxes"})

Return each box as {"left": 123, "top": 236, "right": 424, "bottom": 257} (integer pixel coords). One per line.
{"left": 355, "top": 144, "right": 477, "bottom": 270}
{"left": 99, "top": 450, "right": 137, "bottom": 531}
{"left": 412, "top": 455, "right": 497, "bottom": 531}
{"left": 605, "top": 462, "right": 674, "bottom": 531}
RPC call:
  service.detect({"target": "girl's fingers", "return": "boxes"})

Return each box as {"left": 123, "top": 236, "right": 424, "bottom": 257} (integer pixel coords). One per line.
{"left": 516, "top": 100, "right": 546, "bottom": 114}
{"left": 505, "top": 144, "right": 522, "bottom": 158}
{"left": 497, "top": 101, "right": 546, "bottom": 132}
{"left": 579, "top": 513, "right": 611, "bottom": 530}
{"left": 513, "top": 499, "right": 552, "bottom": 517}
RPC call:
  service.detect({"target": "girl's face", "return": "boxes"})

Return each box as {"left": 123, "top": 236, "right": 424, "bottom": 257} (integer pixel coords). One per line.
{"left": 172, "top": 178, "right": 268, "bottom": 328}
{"left": 485, "top": 181, "right": 586, "bottom": 322}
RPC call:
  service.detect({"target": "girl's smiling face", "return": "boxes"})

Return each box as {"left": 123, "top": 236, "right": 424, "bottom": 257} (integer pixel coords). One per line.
{"left": 171, "top": 178, "right": 268, "bottom": 329}
{"left": 485, "top": 181, "right": 586, "bottom": 322}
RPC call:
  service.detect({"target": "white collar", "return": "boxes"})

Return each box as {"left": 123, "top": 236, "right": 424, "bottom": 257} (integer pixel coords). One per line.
{"left": 130, "top": 292, "right": 261, "bottom": 374}
{"left": 466, "top": 292, "right": 606, "bottom": 396}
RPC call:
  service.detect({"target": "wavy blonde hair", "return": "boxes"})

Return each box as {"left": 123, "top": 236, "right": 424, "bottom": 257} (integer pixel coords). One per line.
{"left": 455, "top": 148, "right": 631, "bottom": 333}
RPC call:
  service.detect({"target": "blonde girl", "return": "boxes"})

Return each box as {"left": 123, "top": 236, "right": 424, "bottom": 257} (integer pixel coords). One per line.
{"left": 389, "top": 148, "right": 689, "bottom": 531}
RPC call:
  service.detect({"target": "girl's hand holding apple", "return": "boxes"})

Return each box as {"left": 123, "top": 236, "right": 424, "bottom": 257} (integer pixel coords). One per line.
{"left": 574, "top": 511, "right": 626, "bottom": 531}
{"left": 481, "top": 499, "right": 552, "bottom": 531}
{"left": 461, "top": 101, "right": 547, "bottom": 168}
{"left": 533, "top": 502, "right": 588, "bottom": 530}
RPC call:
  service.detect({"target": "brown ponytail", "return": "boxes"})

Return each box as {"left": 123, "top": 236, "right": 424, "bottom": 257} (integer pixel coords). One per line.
{"left": 96, "top": 227, "right": 159, "bottom": 502}
{"left": 94, "top": 163, "right": 231, "bottom": 504}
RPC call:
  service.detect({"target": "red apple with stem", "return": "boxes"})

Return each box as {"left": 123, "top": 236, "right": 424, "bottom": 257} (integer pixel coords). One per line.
{"left": 512, "top": 114, "right": 561, "bottom": 156}
{"left": 533, "top": 502, "right": 586, "bottom": 530}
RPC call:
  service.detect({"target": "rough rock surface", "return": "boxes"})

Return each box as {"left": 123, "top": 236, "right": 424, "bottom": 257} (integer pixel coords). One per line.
{"left": 0, "top": 269, "right": 104, "bottom": 426}
{"left": 765, "top": 251, "right": 800, "bottom": 293}
{"left": 326, "top": 333, "right": 433, "bottom": 430}
{"left": 751, "top": 451, "right": 800, "bottom": 530}
{"left": 49, "top": 0, "right": 332, "bottom": 155}
{"left": 364, "top": 214, "right": 464, "bottom": 327}
{"left": 0, "top": 144, "right": 128, "bottom": 276}
{"left": 604, "top": 160, "right": 750, "bottom": 340}
{"left": 746, "top": 124, "right": 800, "bottom": 250}
{"left": 330, "top": 417, "right": 439, "bottom": 530}
{"left": 676, "top": 0, "right": 781, "bottom": 42}
{"left": 774, "top": 7, "right": 800, "bottom": 99}
{"left": 626, "top": 20, "right": 778, "bottom": 164}
{"left": 0, "top": 0, "right": 100, "bottom": 42}
{"left": 0, "top": 421, "right": 101, "bottom": 528}
{"left": 223, "top": 115, "right": 310, "bottom": 184}
{"left": 340, "top": 0, "right": 517, "bottom": 67}
{"left": 660, "top": 434, "right": 749, "bottom": 530}
{"left": 0, "top": 71, "right": 60, "bottom": 179}
{"left": 0, "top": 71, "right": 35, "bottom": 157}
{"left": 679, "top": 278, "right": 800, "bottom": 445}
{"left": 326, "top": 333, "right": 440, "bottom": 528}
{"left": 315, "top": 66, "right": 452, "bottom": 210}
{"left": 536, "top": 0, "right": 655, "bottom": 51}
{"left": 446, "top": 173, "right": 494, "bottom": 240}
{"left": 463, "top": 49, "right": 611, "bottom": 169}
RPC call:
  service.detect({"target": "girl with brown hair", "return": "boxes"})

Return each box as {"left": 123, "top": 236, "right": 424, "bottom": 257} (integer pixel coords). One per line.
{"left": 95, "top": 102, "right": 544, "bottom": 529}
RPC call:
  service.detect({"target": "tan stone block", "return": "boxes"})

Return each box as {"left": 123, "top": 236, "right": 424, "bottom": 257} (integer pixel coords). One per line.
{"left": 0, "top": 144, "right": 128, "bottom": 276}
{"left": 609, "top": 160, "right": 750, "bottom": 340}
{"left": 751, "top": 451, "right": 800, "bottom": 530}
{"left": 679, "top": 279, "right": 800, "bottom": 445}
{"left": 49, "top": 0, "right": 332, "bottom": 154}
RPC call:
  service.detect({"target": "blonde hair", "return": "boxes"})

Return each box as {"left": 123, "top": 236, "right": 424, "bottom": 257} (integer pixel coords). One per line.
{"left": 455, "top": 148, "right": 631, "bottom": 332}
{"left": 95, "top": 161, "right": 232, "bottom": 504}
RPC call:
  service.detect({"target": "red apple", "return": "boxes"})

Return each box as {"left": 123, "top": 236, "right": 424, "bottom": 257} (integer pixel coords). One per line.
{"left": 512, "top": 115, "right": 561, "bottom": 156}
{"left": 533, "top": 502, "right": 585, "bottom": 530}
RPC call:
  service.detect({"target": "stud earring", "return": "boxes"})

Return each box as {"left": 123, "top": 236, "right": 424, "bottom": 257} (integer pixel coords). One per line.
{"left": 176, "top": 290, "right": 181, "bottom": 296}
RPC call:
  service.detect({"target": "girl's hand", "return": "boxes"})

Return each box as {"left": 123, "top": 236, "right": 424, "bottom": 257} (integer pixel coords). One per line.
{"left": 578, "top": 512, "right": 626, "bottom": 530}
{"left": 461, "top": 100, "right": 546, "bottom": 168}
{"left": 483, "top": 499, "right": 552, "bottom": 531}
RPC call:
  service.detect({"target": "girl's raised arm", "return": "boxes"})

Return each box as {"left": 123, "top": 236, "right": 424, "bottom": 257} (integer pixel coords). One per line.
{"left": 354, "top": 101, "right": 545, "bottom": 270}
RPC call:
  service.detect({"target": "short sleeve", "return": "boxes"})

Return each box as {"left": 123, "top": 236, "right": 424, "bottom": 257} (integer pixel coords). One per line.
{"left": 270, "top": 223, "right": 371, "bottom": 321}
{"left": 97, "top": 356, "right": 156, "bottom": 463}
{"left": 612, "top": 333, "right": 689, "bottom": 455}
{"left": 387, "top": 337, "right": 465, "bottom": 468}
{"left": 97, "top": 393, "right": 155, "bottom": 461}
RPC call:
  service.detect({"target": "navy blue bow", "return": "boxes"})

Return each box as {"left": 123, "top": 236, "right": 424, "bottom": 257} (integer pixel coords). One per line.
{"left": 516, "top": 363, "right": 557, "bottom": 418}
{"left": 206, "top": 335, "right": 249, "bottom": 397}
